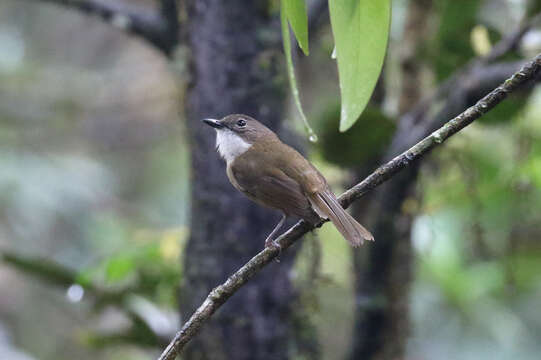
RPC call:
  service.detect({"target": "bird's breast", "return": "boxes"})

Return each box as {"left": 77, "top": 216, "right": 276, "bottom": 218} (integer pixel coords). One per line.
{"left": 215, "top": 130, "right": 252, "bottom": 164}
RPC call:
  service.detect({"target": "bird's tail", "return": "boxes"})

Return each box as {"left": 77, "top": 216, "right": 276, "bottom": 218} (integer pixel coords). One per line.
{"left": 309, "top": 190, "right": 374, "bottom": 247}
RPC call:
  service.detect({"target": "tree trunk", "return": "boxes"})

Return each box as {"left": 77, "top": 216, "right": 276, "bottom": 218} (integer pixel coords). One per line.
{"left": 349, "top": 1, "right": 433, "bottom": 359}
{"left": 349, "top": 167, "right": 417, "bottom": 360}
{"left": 180, "top": 1, "right": 297, "bottom": 359}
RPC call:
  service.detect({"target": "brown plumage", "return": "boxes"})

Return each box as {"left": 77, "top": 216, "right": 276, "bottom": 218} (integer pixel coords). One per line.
{"left": 203, "top": 114, "right": 374, "bottom": 247}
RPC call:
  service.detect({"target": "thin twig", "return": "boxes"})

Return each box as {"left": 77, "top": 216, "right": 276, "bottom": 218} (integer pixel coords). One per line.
{"left": 158, "top": 53, "right": 541, "bottom": 360}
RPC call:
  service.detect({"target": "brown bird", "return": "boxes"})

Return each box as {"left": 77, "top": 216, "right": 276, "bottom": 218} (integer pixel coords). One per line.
{"left": 203, "top": 114, "right": 374, "bottom": 248}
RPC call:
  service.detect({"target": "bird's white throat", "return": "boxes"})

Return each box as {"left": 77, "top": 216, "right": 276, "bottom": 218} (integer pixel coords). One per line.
{"left": 215, "top": 129, "right": 252, "bottom": 163}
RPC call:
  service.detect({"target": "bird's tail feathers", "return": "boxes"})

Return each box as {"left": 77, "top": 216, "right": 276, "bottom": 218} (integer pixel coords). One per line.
{"left": 310, "top": 190, "right": 374, "bottom": 247}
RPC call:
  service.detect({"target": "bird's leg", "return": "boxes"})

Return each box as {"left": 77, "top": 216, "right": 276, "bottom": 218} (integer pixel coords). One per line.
{"left": 264, "top": 213, "right": 287, "bottom": 249}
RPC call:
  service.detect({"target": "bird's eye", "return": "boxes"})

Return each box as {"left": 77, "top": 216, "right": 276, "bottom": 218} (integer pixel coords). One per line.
{"left": 237, "top": 119, "right": 247, "bottom": 127}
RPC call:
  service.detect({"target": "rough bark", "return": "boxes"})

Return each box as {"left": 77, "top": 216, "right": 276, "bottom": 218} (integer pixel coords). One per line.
{"left": 180, "top": 1, "right": 295, "bottom": 360}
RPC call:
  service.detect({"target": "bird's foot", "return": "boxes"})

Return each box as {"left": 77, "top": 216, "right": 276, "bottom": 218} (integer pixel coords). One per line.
{"left": 265, "top": 239, "right": 282, "bottom": 262}
{"left": 265, "top": 238, "right": 281, "bottom": 250}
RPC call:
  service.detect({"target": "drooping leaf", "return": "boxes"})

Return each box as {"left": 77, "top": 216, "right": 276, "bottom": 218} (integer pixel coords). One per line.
{"left": 328, "top": 0, "right": 391, "bottom": 132}
{"left": 280, "top": 1, "right": 317, "bottom": 141}
{"left": 282, "top": 0, "right": 309, "bottom": 55}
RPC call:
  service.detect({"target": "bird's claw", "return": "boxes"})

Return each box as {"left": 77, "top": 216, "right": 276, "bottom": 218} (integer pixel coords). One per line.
{"left": 265, "top": 239, "right": 281, "bottom": 250}
{"left": 265, "top": 239, "right": 282, "bottom": 262}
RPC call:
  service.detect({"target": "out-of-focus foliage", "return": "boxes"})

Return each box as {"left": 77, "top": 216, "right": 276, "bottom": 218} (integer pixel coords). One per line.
{"left": 410, "top": 89, "right": 541, "bottom": 358}
{"left": 0, "top": 1, "right": 186, "bottom": 359}
{"left": 317, "top": 103, "right": 395, "bottom": 166}
{"left": 77, "top": 227, "right": 186, "bottom": 307}
{"left": 430, "top": 0, "right": 482, "bottom": 80}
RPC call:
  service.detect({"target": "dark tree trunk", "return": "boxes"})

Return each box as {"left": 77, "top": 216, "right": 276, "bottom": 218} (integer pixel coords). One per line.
{"left": 349, "top": 167, "right": 417, "bottom": 360}
{"left": 180, "top": 1, "right": 298, "bottom": 360}
{"left": 349, "top": 1, "right": 433, "bottom": 359}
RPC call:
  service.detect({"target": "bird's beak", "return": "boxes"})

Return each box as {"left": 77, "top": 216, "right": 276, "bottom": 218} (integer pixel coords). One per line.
{"left": 203, "top": 118, "right": 224, "bottom": 129}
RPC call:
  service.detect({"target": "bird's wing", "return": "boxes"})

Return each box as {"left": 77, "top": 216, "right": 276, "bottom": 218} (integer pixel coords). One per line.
{"left": 230, "top": 159, "right": 314, "bottom": 218}
{"left": 276, "top": 144, "right": 374, "bottom": 246}
{"left": 231, "top": 140, "right": 374, "bottom": 245}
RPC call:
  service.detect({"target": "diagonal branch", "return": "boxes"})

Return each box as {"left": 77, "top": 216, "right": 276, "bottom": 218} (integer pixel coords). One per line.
{"left": 483, "top": 12, "right": 541, "bottom": 63}
{"left": 396, "top": 12, "right": 541, "bottom": 137}
{"left": 158, "top": 53, "right": 541, "bottom": 360}
{"left": 25, "top": 0, "right": 179, "bottom": 55}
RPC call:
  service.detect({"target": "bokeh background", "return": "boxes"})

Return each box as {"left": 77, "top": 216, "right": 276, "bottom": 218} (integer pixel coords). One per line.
{"left": 0, "top": 0, "right": 540, "bottom": 360}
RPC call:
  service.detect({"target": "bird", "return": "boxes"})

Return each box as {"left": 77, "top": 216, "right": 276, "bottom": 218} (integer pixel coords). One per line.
{"left": 203, "top": 114, "right": 374, "bottom": 248}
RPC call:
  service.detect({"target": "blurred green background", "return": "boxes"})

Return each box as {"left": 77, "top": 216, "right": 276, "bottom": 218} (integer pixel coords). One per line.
{"left": 0, "top": 0, "right": 540, "bottom": 360}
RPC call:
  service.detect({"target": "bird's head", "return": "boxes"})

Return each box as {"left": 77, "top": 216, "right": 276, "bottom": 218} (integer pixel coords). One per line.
{"left": 203, "top": 114, "right": 276, "bottom": 162}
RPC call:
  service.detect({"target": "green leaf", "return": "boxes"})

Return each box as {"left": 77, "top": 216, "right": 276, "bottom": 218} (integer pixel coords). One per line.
{"left": 282, "top": 0, "right": 309, "bottom": 55}
{"left": 329, "top": 0, "right": 391, "bottom": 132}
{"left": 280, "top": 1, "right": 317, "bottom": 141}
